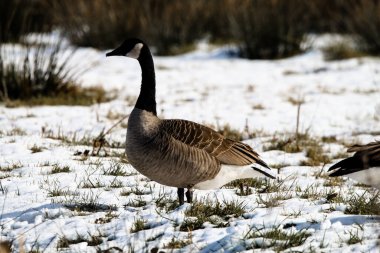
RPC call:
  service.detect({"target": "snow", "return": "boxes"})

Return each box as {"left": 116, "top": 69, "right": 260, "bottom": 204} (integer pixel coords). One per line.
{"left": 0, "top": 36, "right": 379, "bottom": 252}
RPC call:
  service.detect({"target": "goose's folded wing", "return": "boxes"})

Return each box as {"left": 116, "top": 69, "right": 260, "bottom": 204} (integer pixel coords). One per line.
{"left": 347, "top": 141, "right": 380, "bottom": 157}
{"left": 161, "top": 119, "right": 269, "bottom": 168}
{"left": 328, "top": 141, "right": 380, "bottom": 176}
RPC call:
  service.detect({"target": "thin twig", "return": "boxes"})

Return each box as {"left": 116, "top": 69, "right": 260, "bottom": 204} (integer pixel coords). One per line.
{"left": 92, "top": 114, "right": 129, "bottom": 155}
{"left": 295, "top": 102, "right": 302, "bottom": 145}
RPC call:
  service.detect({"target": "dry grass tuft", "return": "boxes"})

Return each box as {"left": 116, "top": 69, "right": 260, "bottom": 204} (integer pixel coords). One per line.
{"left": 0, "top": 38, "right": 110, "bottom": 106}
{"left": 322, "top": 41, "right": 366, "bottom": 61}
{"left": 345, "top": 191, "right": 380, "bottom": 215}
{"left": 247, "top": 226, "right": 311, "bottom": 251}
{"left": 180, "top": 198, "right": 246, "bottom": 231}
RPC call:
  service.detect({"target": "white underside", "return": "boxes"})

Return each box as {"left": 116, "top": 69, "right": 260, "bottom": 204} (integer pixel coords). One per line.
{"left": 193, "top": 164, "right": 277, "bottom": 190}
{"left": 346, "top": 167, "right": 380, "bottom": 189}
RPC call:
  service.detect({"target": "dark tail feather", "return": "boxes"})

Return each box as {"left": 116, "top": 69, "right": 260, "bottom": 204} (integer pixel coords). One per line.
{"left": 253, "top": 167, "right": 276, "bottom": 179}
{"left": 256, "top": 158, "right": 270, "bottom": 170}
{"left": 328, "top": 157, "right": 364, "bottom": 177}
{"left": 233, "top": 142, "right": 271, "bottom": 169}
{"left": 251, "top": 164, "right": 277, "bottom": 179}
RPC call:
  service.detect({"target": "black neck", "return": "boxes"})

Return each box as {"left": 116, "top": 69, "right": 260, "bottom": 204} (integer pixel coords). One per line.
{"left": 135, "top": 45, "right": 157, "bottom": 115}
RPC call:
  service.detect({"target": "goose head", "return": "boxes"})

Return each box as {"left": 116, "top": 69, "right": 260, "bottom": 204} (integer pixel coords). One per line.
{"left": 106, "top": 38, "right": 145, "bottom": 59}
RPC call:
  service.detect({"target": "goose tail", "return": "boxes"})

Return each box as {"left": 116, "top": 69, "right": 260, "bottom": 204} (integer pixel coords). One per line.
{"left": 252, "top": 162, "right": 277, "bottom": 179}
{"left": 328, "top": 157, "right": 363, "bottom": 177}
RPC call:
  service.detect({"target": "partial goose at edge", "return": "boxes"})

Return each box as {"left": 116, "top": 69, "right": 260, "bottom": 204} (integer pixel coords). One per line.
{"left": 328, "top": 141, "right": 380, "bottom": 189}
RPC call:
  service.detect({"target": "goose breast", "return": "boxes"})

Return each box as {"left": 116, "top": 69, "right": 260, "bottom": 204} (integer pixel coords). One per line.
{"left": 126, "top": 108, "right": 221, "bottom": 188}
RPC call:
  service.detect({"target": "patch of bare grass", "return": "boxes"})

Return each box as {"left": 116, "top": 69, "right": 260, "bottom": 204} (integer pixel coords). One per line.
{"left": 101, "top": 162, "right": 127, "bottom": 176}
{"left": 164, "top": 238, "right": 191, "bottom": 249}
{"left": 217, "top": 124, "right": 244, "bottom": 141}
{"left": 246, "top": 226, "right": 311, "bottom": 251}
{"left": 53, "top": 191, "right": 116, "bottom": 213}
{"left": 224, "top": 178, "right": 267, "bottom": 196}
{"left": 345, "top": 191, "right": 380, "bottom": 215}
{"left": 0, "top": 162, "right": 22, "bottom": 172}
{"left": 29, "top": 144, "right": 44, "bottom": 153}
{"left": 94, "top": 211, "right": 118, "bottom": 224}
{"left": 322, "top": 41, "right": 366, "bottom": 61}
{"left": 124, "top": 197, "right": 147, "bottom": 208}
{"left": 130, "top": 218, "right": 148, "bottom": 233}
{"left": 265, "top": 133, "right": 331, "bottom": 166}
{"left": 0, "top": 38, "right": 111, "bottom": 106}
{"left": 50, "top": 165, "right": 71, "bottom": 174}
{"left": 1, "top": 127, "right": 26, "bottom": 136}
{"left": 57, "top": 233, "right": 102, "bottom": 249}
{"left": 180, "top": 198, "right": 246, "bottom": 231}
{"left": 323, "top": 177, "right": 345, "bottom": 187}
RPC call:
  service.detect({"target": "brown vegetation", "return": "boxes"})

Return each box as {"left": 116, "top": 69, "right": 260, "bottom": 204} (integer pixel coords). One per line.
{"left": 2, "top": 0, "right": 380, "bottom": 58}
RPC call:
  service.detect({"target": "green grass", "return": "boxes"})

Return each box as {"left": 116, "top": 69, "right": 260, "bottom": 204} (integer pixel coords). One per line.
{"left": 258, "top": 179, "right": 289, "bottom": 194}
{"left": 57, "top": 234, "right": 102, "bottom": 248}
{"left": 185, "top": 199, "right": 246, "bottom": 218}
{"left": 164, "top": 238, "right": 191, "bottom": 249}
{"left": 50, "top": 165, "right": 71, "bottom": 174}
{"left": 154, "top": 195, "right": 178, "bottom": 212}
{"left": 47, "top": 189, "right": 71, "bottom": 197}
{"left": 94, "top": 211, "right": 118, "bottom": 224}
{"left": 106, "top": 179, "right": 124, "bottom": 189}
{"left": 323, "top": 177, "right": 345, "bottom": 187}
{"left": 217, "top": 124, "right": 244, "bottom": 141}
{"left": 295, "top": 185, "right": 321, "bottom": 200}
{"left": 43, "top": 130, "right": 124, "bottom": 148}
{"left": 102, "top": 162, "right": 128, "bottom": 176}
{"left": 264, "top": 133, "right": 331, "bottom": 166}
{"left": 0, "top": 173, "right": 11, "bottom": 180}
{"left": 5, "top": 127, "right": 27, "bottom": 136}
{"left": 81, "top": 178, "right": 105, "bottom": 189}
{"left": 120, "top": 186, "right": 152, "bottom": 196}
{"left": 130, "top": 218, "right": 147, "bottom": 233}
{"left": 247, "top": 226, "right": 311, "bottom": 251}
{"left": 0, "top": 38, "right": 111, "bottom": 106}
{"left": 264, "top": 135, "right": 302, "bottom": 153}
{"left": 256, "top": 192, "right": 292, "bottom": 208}
{"left": 224, "top": 178, "right": 266, "bottom": 196}
{"left": 180, "top": 199, "right": 246, "bottom": 231}
{"left": 29, "top": 144, "right": 44, "bottom": 153}
{"left": 53, "top": 191, "right": 116, "bottom": 213}
{"left": 124, "top": 197, "right": 147, "bottom": 208}
{"left": 180, "top": 218, "right": 205, "bottom": 232}
{"left": 347, "top": 229, "right": 363, "bottom": 245}
{"left": 4, "top": 86, "right": 109, "bottom": 107}
{"left": 323, "top": 189, "right": 345, "bottom": 204}
{"left": 0, "top": 162, "right": 22, "bottom": 172}
{"left": 301, "top": 144, "right": 331, "bottom": 166}
{"left": 322, "top": 41, "right": 366, "bottom": 61}
{"left": 345, "top": 191, "right": 380, "bottom": 215}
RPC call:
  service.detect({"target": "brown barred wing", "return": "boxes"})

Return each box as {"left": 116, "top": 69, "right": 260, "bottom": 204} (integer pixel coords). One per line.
{"left": 161, "top": 119, "right": 269, "bottom": 168}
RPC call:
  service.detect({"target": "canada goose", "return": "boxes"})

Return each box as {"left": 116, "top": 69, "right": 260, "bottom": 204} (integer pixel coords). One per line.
{"left": 106, "top": 38, "right": 276, "bottom": 205}
{"left": 328, "top": 141, "right": 380, "bottom": 188}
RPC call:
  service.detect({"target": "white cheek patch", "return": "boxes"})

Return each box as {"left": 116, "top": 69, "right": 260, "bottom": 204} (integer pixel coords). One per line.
{"left": 126, "top": 43, "right": 143, "bottom": 59}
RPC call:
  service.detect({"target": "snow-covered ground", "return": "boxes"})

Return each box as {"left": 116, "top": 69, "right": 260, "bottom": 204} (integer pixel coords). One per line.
{"left": 0, "top": 37, "right": 379, "bottom": 252}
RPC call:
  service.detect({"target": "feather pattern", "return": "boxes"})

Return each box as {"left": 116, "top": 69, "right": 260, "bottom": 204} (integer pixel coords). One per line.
{"left": 161, "top": 119, "right": 268, "bottom": 167}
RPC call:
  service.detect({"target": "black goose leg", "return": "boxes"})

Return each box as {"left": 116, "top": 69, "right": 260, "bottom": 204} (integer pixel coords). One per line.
{"left": 177, "top": 188, "right": 185, "bottom": 205}
{"left": 185, "top": 189, "right": 193, "bottom": 203}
